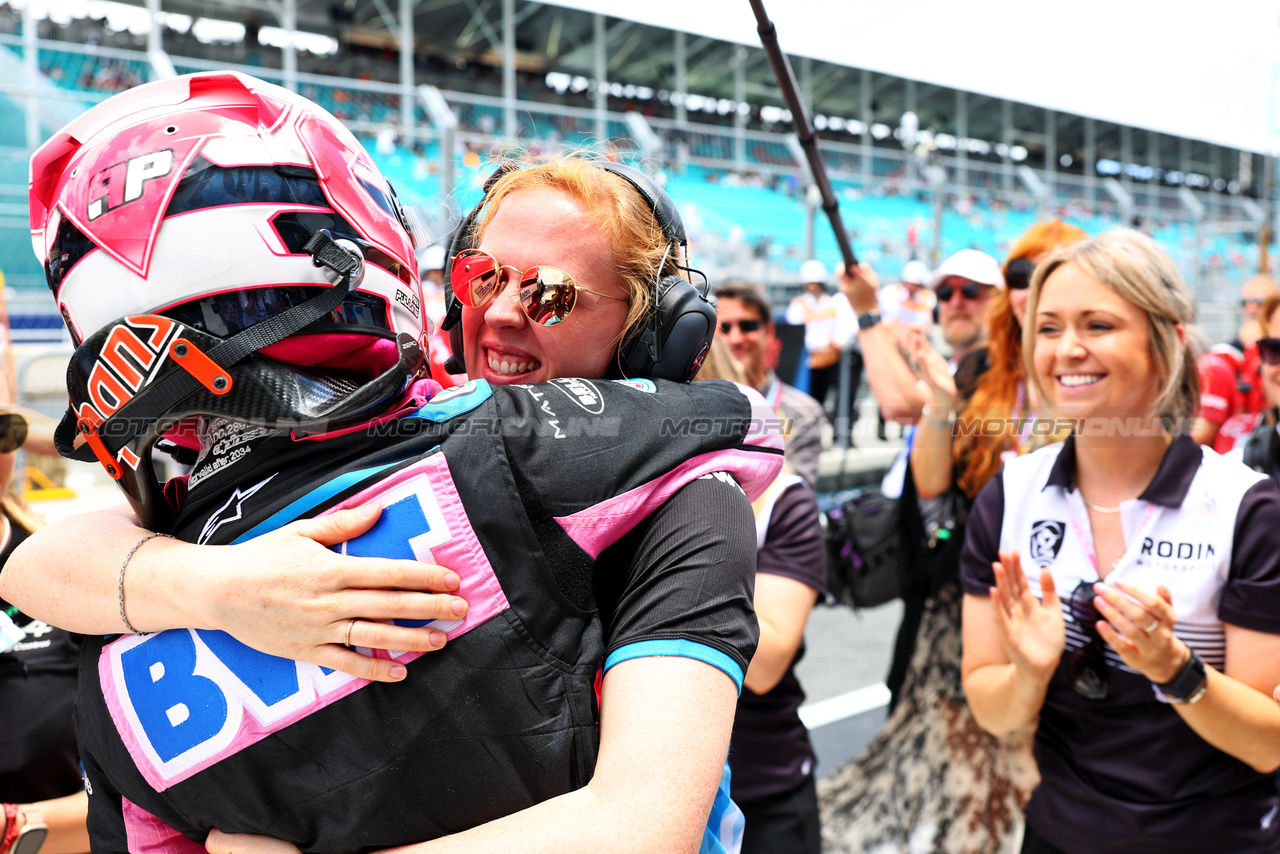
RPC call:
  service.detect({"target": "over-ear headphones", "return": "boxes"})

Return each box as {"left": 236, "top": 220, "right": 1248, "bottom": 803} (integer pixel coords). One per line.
{"left": 440, "top": 160, "right": 715, "bottom": 383}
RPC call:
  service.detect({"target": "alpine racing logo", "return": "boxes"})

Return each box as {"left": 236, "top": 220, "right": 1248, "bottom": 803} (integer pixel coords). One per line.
{"left": 1028, "top": 520, "right": 1066, "bottom": 566}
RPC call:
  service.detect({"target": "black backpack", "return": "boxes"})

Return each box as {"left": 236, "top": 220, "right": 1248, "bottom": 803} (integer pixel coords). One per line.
{"left": 820, "top": 486, "right": 904, "bottom": 610}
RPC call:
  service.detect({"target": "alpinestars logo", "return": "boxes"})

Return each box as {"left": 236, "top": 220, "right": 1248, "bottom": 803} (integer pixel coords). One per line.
{"left": 1029, "top": 520, "right": 1066, "bottom": 566}
{"left": 198, "top": 474, "right": 277, "bottom": 544}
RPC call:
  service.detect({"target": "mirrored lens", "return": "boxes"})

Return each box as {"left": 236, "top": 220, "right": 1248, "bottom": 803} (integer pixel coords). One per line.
{"left": 451, "top": 251, "right": 502, "bottom": 308}
{"left": 0, "top": 413, "right": 27, "bottom": 454}
{"left": 520, "top": 266, "right": 577, "bottom": 327}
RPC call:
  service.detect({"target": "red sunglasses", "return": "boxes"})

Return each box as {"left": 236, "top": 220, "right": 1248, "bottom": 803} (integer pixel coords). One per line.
{"left": 450, "top": 249, "right": 626, "bottom": 327}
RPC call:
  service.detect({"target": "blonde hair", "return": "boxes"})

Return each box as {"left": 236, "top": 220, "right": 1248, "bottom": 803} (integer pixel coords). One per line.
{"left": 693, "top": 336, "right": 747, "bottom": 384}
{"left": 470, "top": 155, "right": 681, "bottom": 353}
{"left": 1024, "top": 228, "right": 1199, "bottom": 426}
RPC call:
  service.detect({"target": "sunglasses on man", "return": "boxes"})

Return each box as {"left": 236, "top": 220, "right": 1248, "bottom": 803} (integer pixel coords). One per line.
{"left": 934, "top": 281, "right": 984, "bottom": 302}
{"left": 718, "top": 319, "right": 762, "bottom": 335}
{"left": 1004, "top": 257, "right": 1036, "bottom": 291}
{"left": 450, "top": 249, "right": 626, "bottom": 327}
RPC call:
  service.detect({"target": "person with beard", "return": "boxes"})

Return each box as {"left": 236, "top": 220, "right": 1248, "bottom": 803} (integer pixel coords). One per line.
{"left": 821, "top": 229, "right": 1087, "bottom": 854}
{"left": 838, "top": 250, "right": 1001, "bottom": 430}
{"left": 716, "top": 283, "right": 828, "bottom": 486}
{"left": 926, "top": 249, "right": 1003, "bottom": 368}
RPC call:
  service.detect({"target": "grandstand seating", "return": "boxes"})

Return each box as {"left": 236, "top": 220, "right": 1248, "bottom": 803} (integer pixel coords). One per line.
{"left": 0, "top": 14, "right": 1262, "bottom": 347}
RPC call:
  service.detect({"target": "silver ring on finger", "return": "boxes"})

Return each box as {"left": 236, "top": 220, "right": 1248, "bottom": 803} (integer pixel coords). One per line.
{"left": 1143, "top": 620, "right": 1159, "bottom": 633}
{"left": 344, "top": 618, "right": 358, "bottom": 648}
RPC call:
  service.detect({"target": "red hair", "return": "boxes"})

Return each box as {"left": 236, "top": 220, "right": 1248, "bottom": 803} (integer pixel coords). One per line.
{"left": 953, "top": 220, "right": 1088, "bottom": 497}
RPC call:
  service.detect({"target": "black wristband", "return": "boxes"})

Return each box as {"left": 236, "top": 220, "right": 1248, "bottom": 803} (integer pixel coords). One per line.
{"left": 857, "top": 312, "right": 881, "bottom": 330}
{"left": 1154, "top": 645, "right": 1208, "bottom": 704}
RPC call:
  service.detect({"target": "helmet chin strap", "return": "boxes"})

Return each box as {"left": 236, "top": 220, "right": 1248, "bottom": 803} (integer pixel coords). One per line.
{"left": 55, "top": 230, "right": 368, "bottom": 466}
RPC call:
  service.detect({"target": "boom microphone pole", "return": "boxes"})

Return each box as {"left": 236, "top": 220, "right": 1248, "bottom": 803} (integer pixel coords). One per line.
{"left": 748, "top": 0, "right": 857, "bottom": 268}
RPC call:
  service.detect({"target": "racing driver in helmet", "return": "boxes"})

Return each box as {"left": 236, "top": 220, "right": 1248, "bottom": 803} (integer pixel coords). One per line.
{"left": 3, "top": 71, "right": 781, "bottom": 854}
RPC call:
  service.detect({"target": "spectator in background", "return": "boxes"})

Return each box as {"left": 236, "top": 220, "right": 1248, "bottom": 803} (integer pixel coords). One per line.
{"left": 872, "top": 259, "right": 935, "bottom": 439}
{"left": 820, "top": 223, "right": 1084, "bottom": 854}
{"left": 963, "top": 229, "right": 1280, "bottom": 854}
{"left": 1194, "top": 333, "right": 1267, "bottom": 455}
{"left": 0, "top": 378, "right": 90, "bottom": 854}
{"left": 1194, "top": 276, "right": 1278, "bottom": 453}
{"left": 1238, "top": 293, "right": 1280, "bottom": 479}
{"left": 696, "top": 339, "right": 826, "bottom": 854}
{"left": 785, "top": 260, "right": 855, "bottom": 417}
{"left": 837, "top": 249, "right": 1002, "bottom": 428}
{"left": 1232, "top": 275, "right": 1277, "bottom": 350}
{"left": 716, "top": 284, "right": 828, "bottom": 486}
{"left": 418, "top": 244, "right": 448, "bottom": 330}
{"left": 878, "top": 259, "right": 936, "bottom": 342}
{"left": 927, "top": 249, "right": 1002, "bottom": 364}
{"left": 415, "top": 244, "right": 466, "bottom": 389}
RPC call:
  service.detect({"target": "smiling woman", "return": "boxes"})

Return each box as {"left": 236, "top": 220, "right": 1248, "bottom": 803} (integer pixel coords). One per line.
{"left": 0, "top": 76, "right": 774, "bottom": 854}
{"left": 961, "top": 229, "right": 1280, "bottom": 854}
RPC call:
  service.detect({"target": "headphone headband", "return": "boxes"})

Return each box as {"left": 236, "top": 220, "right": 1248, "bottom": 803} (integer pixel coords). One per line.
{"left": 441, "top": 159, "right": 714, "bottom": 383}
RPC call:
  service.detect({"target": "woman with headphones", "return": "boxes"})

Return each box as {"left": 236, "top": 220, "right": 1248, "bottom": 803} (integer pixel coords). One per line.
{"left": 2, "top": 72, "right": 773, "bottom": 854}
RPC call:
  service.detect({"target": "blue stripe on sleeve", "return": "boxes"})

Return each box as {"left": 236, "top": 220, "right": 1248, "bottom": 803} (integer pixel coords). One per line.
{"left": 604, "top": 639, "right": 745, "bottom": 694}
{"left": 230, "top": 461, "right": 403, "bottom": 544}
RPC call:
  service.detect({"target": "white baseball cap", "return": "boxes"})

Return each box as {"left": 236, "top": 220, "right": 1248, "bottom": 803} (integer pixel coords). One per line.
{"left": 799, "top": 259, "right": 828, "bottom": 284}
{"left": 901, "top": 260, "right": 930, "bottom": 285}
{"left": 927, "top": 249, "right": 1004, "bottom": 290}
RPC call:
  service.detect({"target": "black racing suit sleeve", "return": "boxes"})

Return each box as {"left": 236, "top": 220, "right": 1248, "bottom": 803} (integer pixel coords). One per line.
{"left": 594, "top": 474, "right": 759, "bottom": 678}
{"left": 83, "top": 746, "right": 132, "bottom": 854}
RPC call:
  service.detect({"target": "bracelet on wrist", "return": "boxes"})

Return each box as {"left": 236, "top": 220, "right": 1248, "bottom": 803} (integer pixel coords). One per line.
{"left": 922, "top": 409, "right": 956, "bottom": 432}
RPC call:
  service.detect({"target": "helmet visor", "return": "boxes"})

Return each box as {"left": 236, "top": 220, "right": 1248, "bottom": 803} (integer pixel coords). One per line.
{"left": 160, "top": 287, "right": 392, "bottom": 338}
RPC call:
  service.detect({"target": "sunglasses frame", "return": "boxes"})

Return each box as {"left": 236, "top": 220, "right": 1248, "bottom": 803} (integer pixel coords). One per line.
{"left": 719, "top": 319, "right": 762, "bottom": 335}
{"left": 449, "top": 248, "right": 626, "bottom": 327}
{"left": 935, "top": 281, "right": 984, "bottom": 302}
{"left": 1068, "top": 580, "right": 1108, "bottom": 700}
{"left": 0, "top": 413, "right": 27, "bottom": 454}
{"left": 1258, "top": 337, "right": 1280, "bottom": 366}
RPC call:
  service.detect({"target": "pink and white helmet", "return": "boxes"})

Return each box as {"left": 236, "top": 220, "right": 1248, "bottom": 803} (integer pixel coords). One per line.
{"left": 30, "top": 69, "right": 424, "bottom": 348}
{"left": 30, "top": 72, "right": 432, "bottom": 529}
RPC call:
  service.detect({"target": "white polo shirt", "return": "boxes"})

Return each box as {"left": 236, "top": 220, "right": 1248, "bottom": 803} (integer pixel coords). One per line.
{"left": 961, "top": 435, "right": 1280, "bottom": 854}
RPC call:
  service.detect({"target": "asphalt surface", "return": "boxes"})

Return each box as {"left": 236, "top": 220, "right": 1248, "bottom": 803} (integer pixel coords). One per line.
{"left": 795, "top": 599, "right": 902, "bottom": 778}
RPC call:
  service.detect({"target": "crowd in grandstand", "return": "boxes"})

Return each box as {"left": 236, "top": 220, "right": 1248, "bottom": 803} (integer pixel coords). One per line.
{"left": 4, "top": 7, "right": 1280, "bottom": 854}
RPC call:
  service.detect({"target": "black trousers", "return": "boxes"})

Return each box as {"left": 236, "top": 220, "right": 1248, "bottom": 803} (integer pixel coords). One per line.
{"left": 739, "top": 775, "right": 822, "bottom": 854}
{"left": 807, "top": 362, "right": 840, "bottom": 412}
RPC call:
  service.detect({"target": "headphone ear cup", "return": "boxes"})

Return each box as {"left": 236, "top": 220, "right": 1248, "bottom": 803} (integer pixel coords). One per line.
{"left": 614, "top": 275, "right": 715, "bottom": 383}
